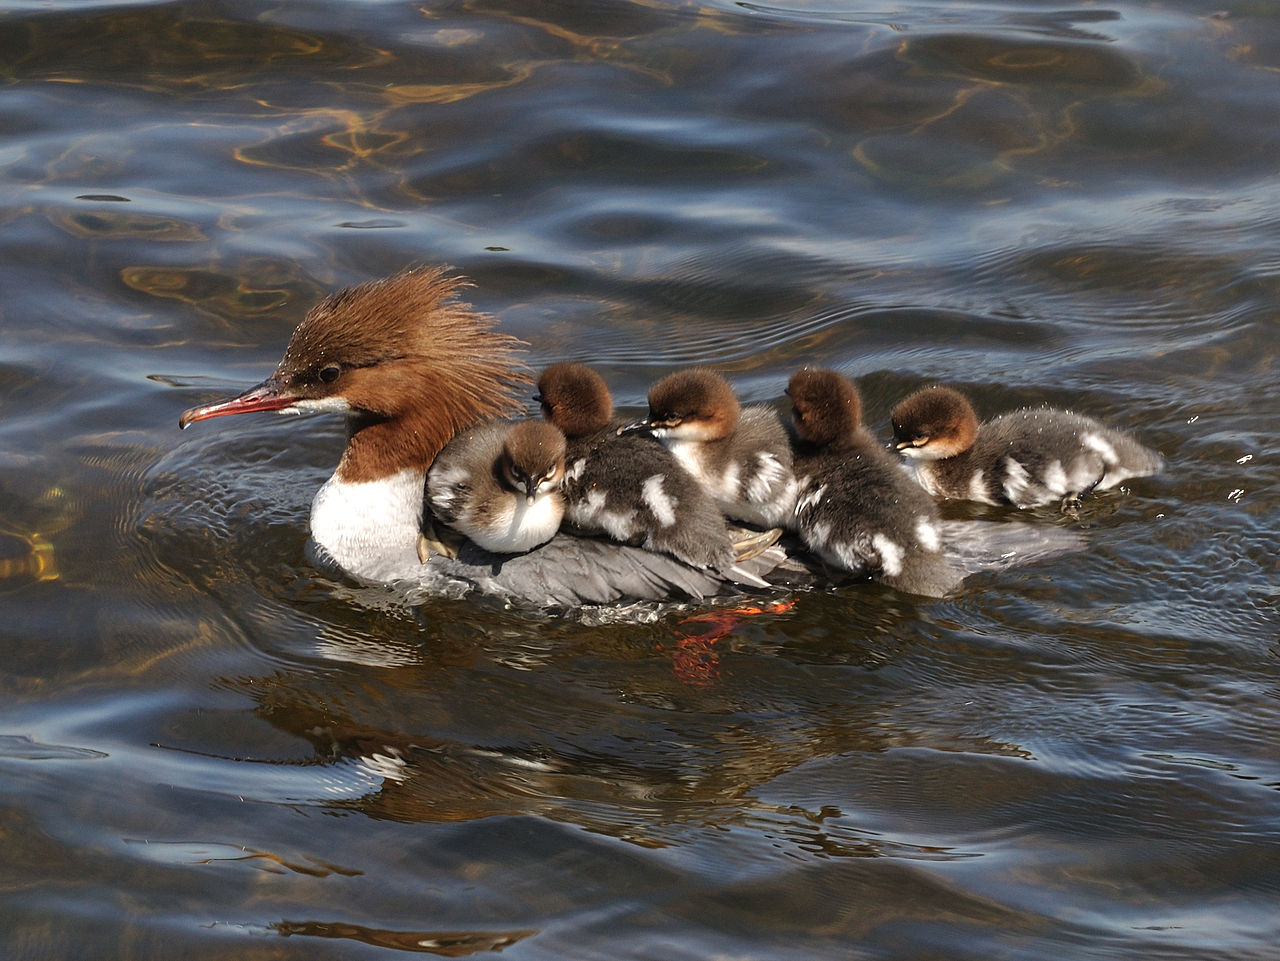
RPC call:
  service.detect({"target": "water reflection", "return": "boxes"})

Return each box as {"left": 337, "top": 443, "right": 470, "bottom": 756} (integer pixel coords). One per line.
{"left": 195, "top": 603, "right": 1037, "bottom": 863}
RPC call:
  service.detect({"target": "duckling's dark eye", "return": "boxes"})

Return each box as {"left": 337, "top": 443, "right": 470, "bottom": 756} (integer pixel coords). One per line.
{"left": 319, "top": 364, "right": 341, "bottom": 384}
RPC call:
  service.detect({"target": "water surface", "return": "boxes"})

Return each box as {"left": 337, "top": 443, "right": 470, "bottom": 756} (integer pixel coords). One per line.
{"left": 2, "top": 1, "right": 1278, "bottom": 958}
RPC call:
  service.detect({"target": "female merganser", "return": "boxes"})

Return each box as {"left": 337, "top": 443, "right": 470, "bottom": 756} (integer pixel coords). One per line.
{"left": 535, "top": 363, "right": 778, "bottom": 576}
{"left": 426, "top": 419, "right": 566, "bottom": 554}
{"left": 788, "top": 368, "right": 959, "bottom": 596}
{"left": 178, "top": 267, "right": 805, "bottom": 608}
{"left": 620, "top": 368, "right": 798, "bottom": 528}
{"left": 890, "top": 385, "right": 1164, "bottom": 509}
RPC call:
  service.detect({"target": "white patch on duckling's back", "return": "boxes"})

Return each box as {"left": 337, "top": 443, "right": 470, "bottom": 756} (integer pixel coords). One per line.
{"left": 719, "top": 461, "right": 742, "bottom": 501}
{"left": 1001, "top": 457, "right": 1035, "bottom": 506}
{"left": 746, "top": 451, "right": 785, "bottom": 502}
{"left": 641, "top": 474, "right": 677, "bottom": 527}
{"left": 1082, "top": 432, "right": 1118, "bottom": 464}
{"left": 570, "top": 488, "right": 638, "bottom": 543}
{"left": 795, "top": 482, "right": 826, "bottom": 517}
{"left": 915, "top": 517, "right": 941, "bottom": 553}
{"left": 967, "top": 470, "right": 991, "bottom": 503}
{"left": 1042, "top": 460, "right": 1068, "bottom": 497}
{"left": 872, "top": 534, "right": 904, "bottom": 577}
{"left": 661, "top": 437, "right": 704, "bottom": 479}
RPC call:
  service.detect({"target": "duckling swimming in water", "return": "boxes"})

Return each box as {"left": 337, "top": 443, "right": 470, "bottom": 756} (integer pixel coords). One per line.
{"left": 427, "top": 419, "right": 567, "bottom": 554}
{"left": 789, "top": 368, "right": 959, "bottom": 596}
{"left": 537, "top": 363, "right": 778, "bottom": 579}
{"left": 890, "top": 385, "right": 1163, "bottom": 509}
{"left": 621, "top": 368, "right": 797, "bottom": 528}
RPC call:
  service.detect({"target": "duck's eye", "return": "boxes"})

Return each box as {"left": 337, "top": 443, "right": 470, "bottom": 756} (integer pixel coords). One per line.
{"left": 319, "top": 364, "right": 341, "bottom": 384}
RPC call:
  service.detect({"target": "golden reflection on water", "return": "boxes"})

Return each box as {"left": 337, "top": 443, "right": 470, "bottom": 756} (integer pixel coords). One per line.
{"left": 48, "top": 209, "right": 207, "bottom": 242}
{"left": 0, "top": 530, "right": 59, "bottom": 585}
{"left": 846, "top": 32, "right": 1169, "bottom": 191}
{"left": 121, "top": 265, "right": 305, "bottom": 317}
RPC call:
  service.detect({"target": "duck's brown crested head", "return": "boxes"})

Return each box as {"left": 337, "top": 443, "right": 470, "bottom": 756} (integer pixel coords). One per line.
{"left": 180, "top": 266, "right": 532, "bottom": 480}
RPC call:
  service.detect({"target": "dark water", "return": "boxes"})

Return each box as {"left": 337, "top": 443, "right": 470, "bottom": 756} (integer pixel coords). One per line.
{"left": 2, "top": 0, "right": 1278, "bottom": 958}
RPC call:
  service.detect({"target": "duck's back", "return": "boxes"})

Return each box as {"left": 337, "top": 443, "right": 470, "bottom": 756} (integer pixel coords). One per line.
{"left": 687, "top": 405, "right": 796, "bottom": 527}
{"left": 794, "top": 438, "right": 959, "bottom": 596}
{"left": 561, "top": 428, "right": 738, "bottom": 571}
{"left": 964, "top": 408, "right": 1162, "bottom": 507}
{"left": 420, "top": 530, "right": 808, "bottom": 609}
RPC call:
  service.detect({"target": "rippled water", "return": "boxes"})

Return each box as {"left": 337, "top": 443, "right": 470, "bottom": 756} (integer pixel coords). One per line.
{"left": 2, "top": 1, "right": 1278, "bottom": 958}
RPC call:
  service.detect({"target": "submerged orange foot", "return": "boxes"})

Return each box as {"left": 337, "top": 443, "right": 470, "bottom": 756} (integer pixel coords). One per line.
{"left": 666, "top": 598, "right": 796, "bottom": 686}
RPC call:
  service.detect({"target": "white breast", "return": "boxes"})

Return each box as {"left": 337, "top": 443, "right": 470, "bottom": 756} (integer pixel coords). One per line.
{"left": 311, "top": 467, "right": 427, "bottom": 584}
{"left": 466, "top": 492, "right": 563, "bottom": 554}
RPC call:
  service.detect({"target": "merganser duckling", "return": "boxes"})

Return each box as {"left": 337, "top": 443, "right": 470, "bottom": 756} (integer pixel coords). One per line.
{"left": 620, "top": 368, "right": 797, "bottom": 528}
{"left": 788, "top": 368, "right": 959, "bottom": 596}
{"left": 535, "top": 363, "right": 778, "bottom": 575}
{"left": 427, "top": 419, "right": 566, "bottom": 554}
{"left": 178, "top": 267, "right": 805, "bottom": 607}
{"left": 890, "top": 385, "right": 1164, "bottom": 509}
